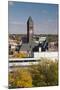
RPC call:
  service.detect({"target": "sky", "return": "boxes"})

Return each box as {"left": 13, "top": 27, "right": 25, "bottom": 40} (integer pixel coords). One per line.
{"left": 8, "top": 1, "right": 58, "bottom": 34}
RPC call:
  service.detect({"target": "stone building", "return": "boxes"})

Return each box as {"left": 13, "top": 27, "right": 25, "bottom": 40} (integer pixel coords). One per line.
{"left": 27, "top": 16, "right": 34, "bottom": 43}
{"left": 16, "top": 16, "right": 48, "bottom": 57}
{"left": 20, "top": 16, "right": 34, "bottom": 57}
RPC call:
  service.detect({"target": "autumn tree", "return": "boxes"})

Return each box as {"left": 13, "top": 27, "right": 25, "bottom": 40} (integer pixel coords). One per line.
{"left": 9, "top": 68, "right": 32, "bottom": 88}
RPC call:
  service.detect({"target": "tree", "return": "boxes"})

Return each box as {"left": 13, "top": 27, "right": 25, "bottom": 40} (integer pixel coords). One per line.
{"left": 9, "top": 68, "right": 32, "bottom": 88}
{"left": 30, "top": 58, "right": 58, "bottom": 87}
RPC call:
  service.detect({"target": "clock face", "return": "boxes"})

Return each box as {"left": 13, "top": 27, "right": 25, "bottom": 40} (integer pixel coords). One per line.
{"left": 29, "top": 30, "right": 33, "bottom": 34}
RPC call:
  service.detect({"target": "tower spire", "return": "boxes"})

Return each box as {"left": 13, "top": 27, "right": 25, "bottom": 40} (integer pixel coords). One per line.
{"left": 27, "top": 16, "right": 34, "bottom": 43}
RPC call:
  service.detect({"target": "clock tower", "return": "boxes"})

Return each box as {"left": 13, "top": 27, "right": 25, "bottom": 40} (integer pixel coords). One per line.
{"left": 27, "top": 16, "right": 34, "bottom": 44}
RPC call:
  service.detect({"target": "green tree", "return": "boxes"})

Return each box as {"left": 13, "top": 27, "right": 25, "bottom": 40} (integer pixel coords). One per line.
{"left": 30, "top": 58, "right": 58, "bottom": 87}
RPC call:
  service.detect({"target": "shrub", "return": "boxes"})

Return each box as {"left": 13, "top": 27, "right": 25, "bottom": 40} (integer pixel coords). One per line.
{"left": 30, "top": 58, "right": 58, "bottom": 87}
{"left": 13, "top": 52, "right": 28, "bottom": 58}
{"left": 9, "top": 68, "right": 32, "bottom": 88}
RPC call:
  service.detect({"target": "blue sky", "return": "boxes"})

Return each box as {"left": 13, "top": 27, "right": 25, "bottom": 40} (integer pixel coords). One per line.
{"left": 8, "top": 1, "right": 58, "bottom": 34}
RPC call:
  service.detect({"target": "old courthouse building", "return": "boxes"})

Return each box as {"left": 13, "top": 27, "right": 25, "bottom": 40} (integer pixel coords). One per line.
{"left": 20, "top": 16, "right": 48, "bottom": 57}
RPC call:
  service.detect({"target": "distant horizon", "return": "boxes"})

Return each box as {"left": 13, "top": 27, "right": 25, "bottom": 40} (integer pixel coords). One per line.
{"left": 8, "top": 1, "right": 58, "bottom": 34}
{"left": 9, "top": 33, "right": 58, "bottom": 35}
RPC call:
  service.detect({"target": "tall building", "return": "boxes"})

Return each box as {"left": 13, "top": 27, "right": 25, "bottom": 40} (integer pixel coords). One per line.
{"left": 27, "top": 16, "right": 34, "bottom": 44}
{"left": 19, "top": 16, "right": 34, "bottom": 57}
